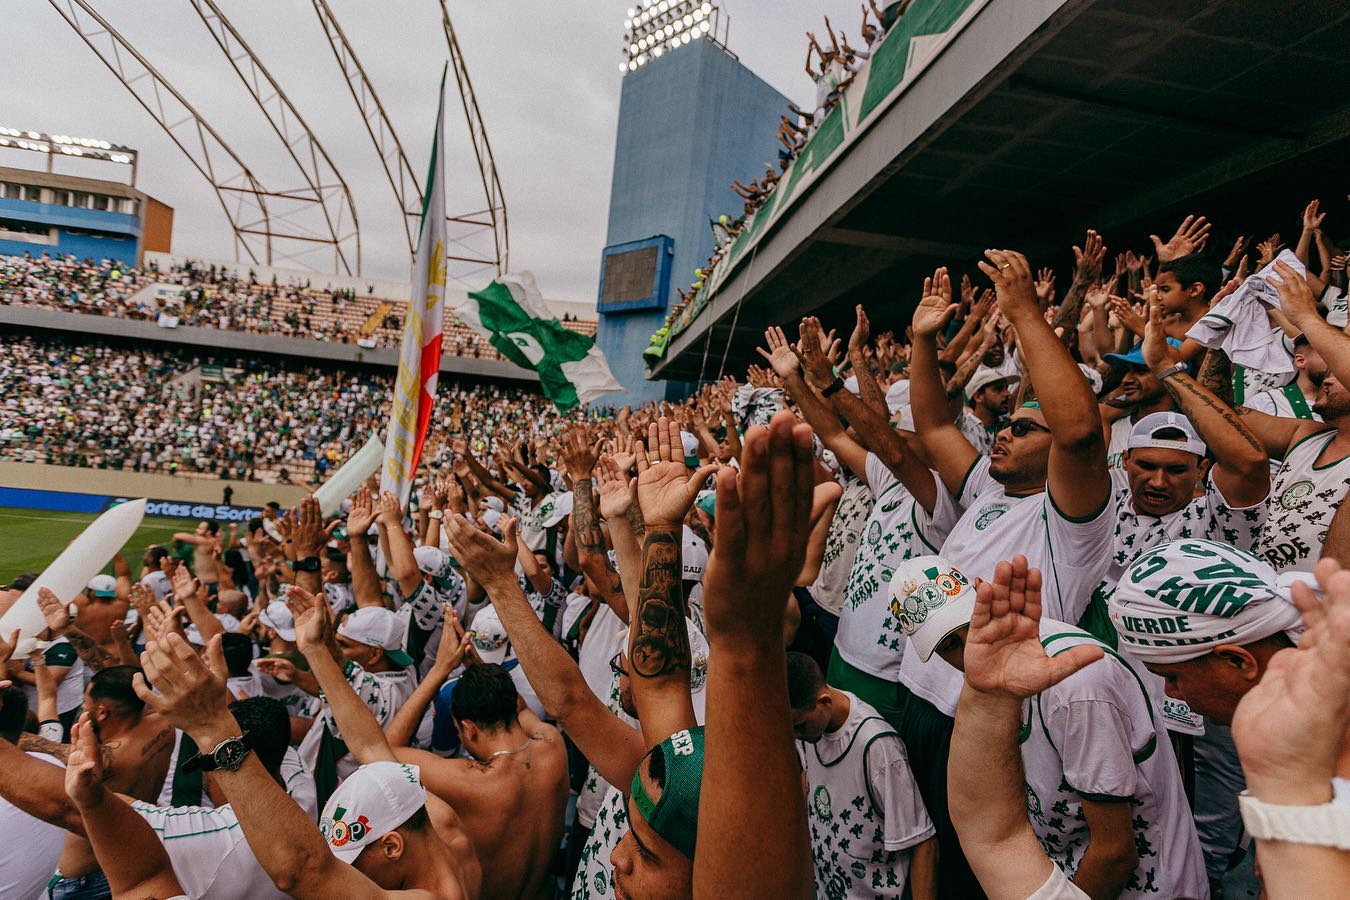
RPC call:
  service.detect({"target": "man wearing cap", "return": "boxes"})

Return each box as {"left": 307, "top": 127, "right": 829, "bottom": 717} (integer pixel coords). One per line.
{"left": 894, "top": 554, "right": 1207, "bottom": 899}
{"left": 1100, "top": 339, "right": 1182, "bottom": 470}
{"left": 1243, "top": 333, "right": 1324, "bottom": 422}
{"left": 1084, "top": 304, "right": 1271, "bottom": 649}
{"left": 130, "top": 632, "right": 479, "bottom": 899}
{"left": 787, "top": 651, "right": 938, "bottom": 899}
{"left": 297, "top": 605, "right": 418, "bottom": 803}
{"left": 960, "top": 365, "right": 1017, "bottom": 456}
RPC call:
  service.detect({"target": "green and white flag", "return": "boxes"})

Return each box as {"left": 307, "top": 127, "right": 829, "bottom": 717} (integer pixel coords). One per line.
{"left": 450, "top": 271, "right": 621, "bottom": 410}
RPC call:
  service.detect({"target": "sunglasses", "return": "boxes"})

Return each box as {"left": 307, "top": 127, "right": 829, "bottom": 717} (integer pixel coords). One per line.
{"left": 1006, "top": 418, "right": 1052, "bottom": 438}
{"left": 609, "top": 651, "right": 628, "bottom": 677}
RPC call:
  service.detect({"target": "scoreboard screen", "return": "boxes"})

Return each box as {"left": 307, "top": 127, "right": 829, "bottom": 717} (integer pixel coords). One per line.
{"left": 597, "top": 235, "right": 673, "bottom": 313}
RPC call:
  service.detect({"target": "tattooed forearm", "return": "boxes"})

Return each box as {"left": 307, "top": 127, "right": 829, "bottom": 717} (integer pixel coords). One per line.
{"left": 571, "top": 478, "right": 606, "bottom": 554}
{"left": 1163, "top": 373, "right": 1265, "bottom": 457}
{"left": 630, "top": 528, "right": 690, "bottom": 679}
{"left": 624, "top": 504, "right": 645, "bottom": 539}
{"left": 1196, "top": 348, "right": 1234, "bottom": 408}
{"left": 18, "top": 733, "right": 70, "bottom": 762}
{"left": 65, "top": 628, "right": 120, "bottom": 672}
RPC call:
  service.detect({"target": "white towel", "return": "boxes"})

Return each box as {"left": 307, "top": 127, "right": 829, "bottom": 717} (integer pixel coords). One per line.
{"left": 1186, "top": 250, "right": 1305, "bottom": 377}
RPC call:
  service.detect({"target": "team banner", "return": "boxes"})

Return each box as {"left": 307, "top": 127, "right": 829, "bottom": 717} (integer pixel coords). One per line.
{"left": 382, "top": 70, "right": 448, "bottom": 504}
{"left": 452, "top": 271, "right": 622, "bottom": 410}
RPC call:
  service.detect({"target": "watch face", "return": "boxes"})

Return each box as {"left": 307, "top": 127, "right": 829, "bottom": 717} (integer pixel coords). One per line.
{"left": 214, "top": 738, "right": 249, "bottom": 771}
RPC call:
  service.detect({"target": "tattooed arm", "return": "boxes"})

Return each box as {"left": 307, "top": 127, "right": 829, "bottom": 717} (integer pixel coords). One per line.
{"left": 630, "top": 417, "right": 714, "bottom": 746}
{"left": 1142, "top": 296, "right": 1269, "bottom": 507}
{"left": 1196, "top": 347, "right": 1235, "bottom": 409}
{"left": 36, "top": 589, "right": 119, "bottom": 671}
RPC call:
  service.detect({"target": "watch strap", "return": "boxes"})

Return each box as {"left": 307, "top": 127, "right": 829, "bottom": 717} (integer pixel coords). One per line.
{"left": 821, "top": 377, "right": 846, "bottom": 397}
{"left": 182, "top": 732, "right": 255, "bottom": 773}
{"left": 1238, "top": 790, "right": 1350, "bottom": 849}
{"left": 1154, "top": 361, "right": 1187, "bottom": 381}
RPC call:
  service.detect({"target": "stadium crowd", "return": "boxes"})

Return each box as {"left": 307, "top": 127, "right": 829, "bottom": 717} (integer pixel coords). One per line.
{"left": 0, "top": 335, "right": 570, "bottom": 484}
{"left": 0, "top": 253, "right": 595, "bottom": 358}
{"left": 1, "top": 203, "right": 1349, "bottom": 900}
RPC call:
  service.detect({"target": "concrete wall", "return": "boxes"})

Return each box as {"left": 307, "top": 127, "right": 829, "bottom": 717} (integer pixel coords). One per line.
{"left": 594, "top": 38, "right": 790, "bottom": 405}
{"left": 0, "top": 460, "right": 307, "bottom": 507}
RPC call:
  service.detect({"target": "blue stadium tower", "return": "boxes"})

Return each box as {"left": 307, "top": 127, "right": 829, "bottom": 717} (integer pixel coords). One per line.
{"left": 593, "top": 1, "right": 788, "bottom": 406}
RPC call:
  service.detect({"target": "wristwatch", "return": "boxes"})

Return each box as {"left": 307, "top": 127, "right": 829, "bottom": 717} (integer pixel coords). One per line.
{"left": 1153, "top": 361, "right": 1187, "bottom": 381}
{"left": 428, "top": 509, "right": 444, "bottom": 520}
{"left": 292, "top": 556, "right": 321, "bottom": 573}
{"left": 821, "top": 376, "right": 846, "bottom": 397}
{"left": 1238, "top": 790, "right": 1350, "bottom": 849}
{"left": 182, "top": 733, "right": 256, "bottom": 773}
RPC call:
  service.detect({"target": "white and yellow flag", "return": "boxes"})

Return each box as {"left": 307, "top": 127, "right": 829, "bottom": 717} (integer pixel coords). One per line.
{"left": 381, "top": 70, "right": 447, "bottom": 503}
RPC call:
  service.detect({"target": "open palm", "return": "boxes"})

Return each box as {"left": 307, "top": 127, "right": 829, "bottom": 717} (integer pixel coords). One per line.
{"left": 964, "top": 557, "right": 1102, "bottom": 699}
{"left": 635, "top": 417, "right": 716, "bottom": 527}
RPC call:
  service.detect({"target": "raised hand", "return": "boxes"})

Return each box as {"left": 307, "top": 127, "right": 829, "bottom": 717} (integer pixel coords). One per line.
{"left": 291, "top": 496, "right": 327, "bottom": 558}
{"left": 1231, "top": 557, "right": 1350, "bottom": 806}
{"left": 963, "top": 556, "right": 1103, "bottom": 698}
{"left": 977, "top": 250, "right": 1038, "bottom": 319}
{"left": 1150, "top": 214, "right": 1211, "bottom": 262}
{"left": 1072, "top": 229, "right": 1106, "bottom": 283}
{"left": 283, "top": 585, "right": 335, "bottom": 656}
{"left": 37, "top": 588, "right": 71, "bottom": 636}
{"left": 793, "top": 317, "right": 838, "bottom": 389}
{"left": 445, "top": 513, "right": 521, "bottom": 590}
{"left": 1256, "top": 233, "right": 1282, "bottom": 268}
{"left": 1141, "top": 290, "right": 1182, "bottom": 371}
{"left": 171, "top": 565, "right": 198, "bottom": 605}
{"left": 347, "top": 486, "right": 376, "bottom": 536}
{"left": 377, "top": 491, "right": 403, "bottom": 527}
{"left": 133, "top": 633, "right": 233, "bottom": 740}
{"left": 1223, "top": 235, "right": 1249, "bottom": 269}
{"left": 756, "top": 325, "right": 801, "bottom": 380}
{"left": 0, "top": 628, "right": 20, "bottom": 668}
{"left": 255, "top": 656, "right": 298, "bottom": 684}
{"left": 633, "top": 417, "right": 718, "bottom": 528}
{"left": 1302, "top": 198, "right": 1325, "bottom": 232}
{"left": 560, "top": 424, "right": 599, "bottom": 482}
{"left": 596, "top": 454, "right": 637, "bottom": 520}
{"left": 911, "top": 266, "right": 957, "bottom": 338}
{"left": 1266, "top": 260, "right": 1320, "bottom": 327}
{"left": 1035, "top": 267, "right": 1056, "bottom": 305}
{"left": 431, "top": 605, "right": 470, "bottom": 676}
{"left": 702, "top": 410, "right": 815, "bottom": 651}
{"left": 847, "top": 304, "right": 872, "bottom": 356}
{"left": 64, "top": 716, "right": 107, "bottom": 810}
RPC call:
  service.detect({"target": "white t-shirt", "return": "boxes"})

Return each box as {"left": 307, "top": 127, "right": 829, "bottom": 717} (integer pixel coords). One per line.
{"left": 1027, "top": 862, "right": 1090, "bottom": 899}
{"left": 22, "top": 637, "right": 86, "bottom": 716}
{"left": 1257, "top": 428, "right": 1350, "bottom": 574}
{"left": 1021, "top": 624, "right": 1208, "bottom": 900}
{"left": 958, "top": 409, "right": 996, "bottom": 456}
{"left": 836, "top": 455, "right": 949, "bottom": 680}
{"left": 0, "top": 752, "right": 64, "bottom": 900}
{"left": 810, "top": 476, "right": 875, "bottom": 617}
{"left": 798, "top": 693, "right": 934, "bottom": 898}
{"left": 1105, "top": 416, "right": 1133, "bottom": 471}
{"left": 938, "top": 457, "right": 1113, "bottom": 625}
{"left": 130, "top": 802, "right": 291, "bottom": 900}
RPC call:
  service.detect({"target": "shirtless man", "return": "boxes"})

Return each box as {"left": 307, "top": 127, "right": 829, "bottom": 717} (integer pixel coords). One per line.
{"left": 133, "top": 631, "right": 478, "bottom": 900}
{"left": 0, "top": 665, "right": 173, "bottom": 900}
{"left": 173, "top": 520, "right": 222, "bottom": 586}
{"left": 290, "top": 585, "right": 566, "bottom": 900}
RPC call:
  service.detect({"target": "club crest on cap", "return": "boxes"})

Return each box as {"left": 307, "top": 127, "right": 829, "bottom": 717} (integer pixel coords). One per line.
{"left": 889, "top": 565, "right": 969, "bottom": 634}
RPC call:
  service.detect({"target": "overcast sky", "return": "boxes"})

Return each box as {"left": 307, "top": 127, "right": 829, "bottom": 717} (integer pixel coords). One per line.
{"left": 3, "top": 0, "right": 867, "bottom": 303}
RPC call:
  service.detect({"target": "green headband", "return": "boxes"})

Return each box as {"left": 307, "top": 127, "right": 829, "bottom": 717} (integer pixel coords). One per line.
{"left": 630, "top": 726, "right": 705, "bottom": 859}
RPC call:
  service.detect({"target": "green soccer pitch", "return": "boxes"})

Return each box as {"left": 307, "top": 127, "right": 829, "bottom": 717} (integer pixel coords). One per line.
{"left": 0, "top": 507, "right": 203, "bottom": 584}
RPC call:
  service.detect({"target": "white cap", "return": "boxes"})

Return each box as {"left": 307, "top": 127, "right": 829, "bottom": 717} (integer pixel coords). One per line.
{"left": 338, "top": 608, "right": 413, "bottom": 668}
{"left": 481, "top": 508, "right": 502, "bottom": 530}
{"left": 86, "top": 574, "right": 118, "bottom": 598}
{"left": 1127, "top": 411, "right": 1207, "bottom": 458}
{"left": 538, "top": 492, "right": 574, "bottom": 528}
{"left": 320, "top": 761, "right": 427, "bottom": 863}
{"left": 680, "top": 431, "right": 701, "bottom": 461}
{"left": 891, "top": 406, "right": 916, "bottom": 433}
{"left": 260, "top": 600, "right": 296, "bottom": 642}
{"left": 887, "top": 555, "right": 977, "bottom": 662}
{"left": 965, "top": 366, "right": 1018, "bottom": 401}
{"left": 843, "top": 375, "right": 861, "bottom": 395}
{"left": 468, "top": 604, "right": 510, "bottom": 664}
{"left": 413, "top": 545, "right": 447, "bottom": 577}
{"left": 214, "top": 612, "right": 241, "bottom": 633}
{"left": 682, "top": 525, "right": 708, "bottom": 582}
{"left": 885, "top": 379, "right": 911, "bottom": 414}
{"left": 482, "top": 496, "right": 506, "bottom": 513}
{"left": 1078, "top": 363, "right": 1104, "bottom": 397}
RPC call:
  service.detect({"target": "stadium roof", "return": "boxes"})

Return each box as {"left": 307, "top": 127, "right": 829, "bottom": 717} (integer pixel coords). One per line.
{"left": 651, "top": 0, "right": 1350, "bottom": 381}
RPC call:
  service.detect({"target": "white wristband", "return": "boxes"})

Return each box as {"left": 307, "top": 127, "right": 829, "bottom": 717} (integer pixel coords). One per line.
{"left": 427, "top": 510, "right": 444, "bottom": 520}
{"left": 1239, "top": 790, "right": 1350, "bottom": 849}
